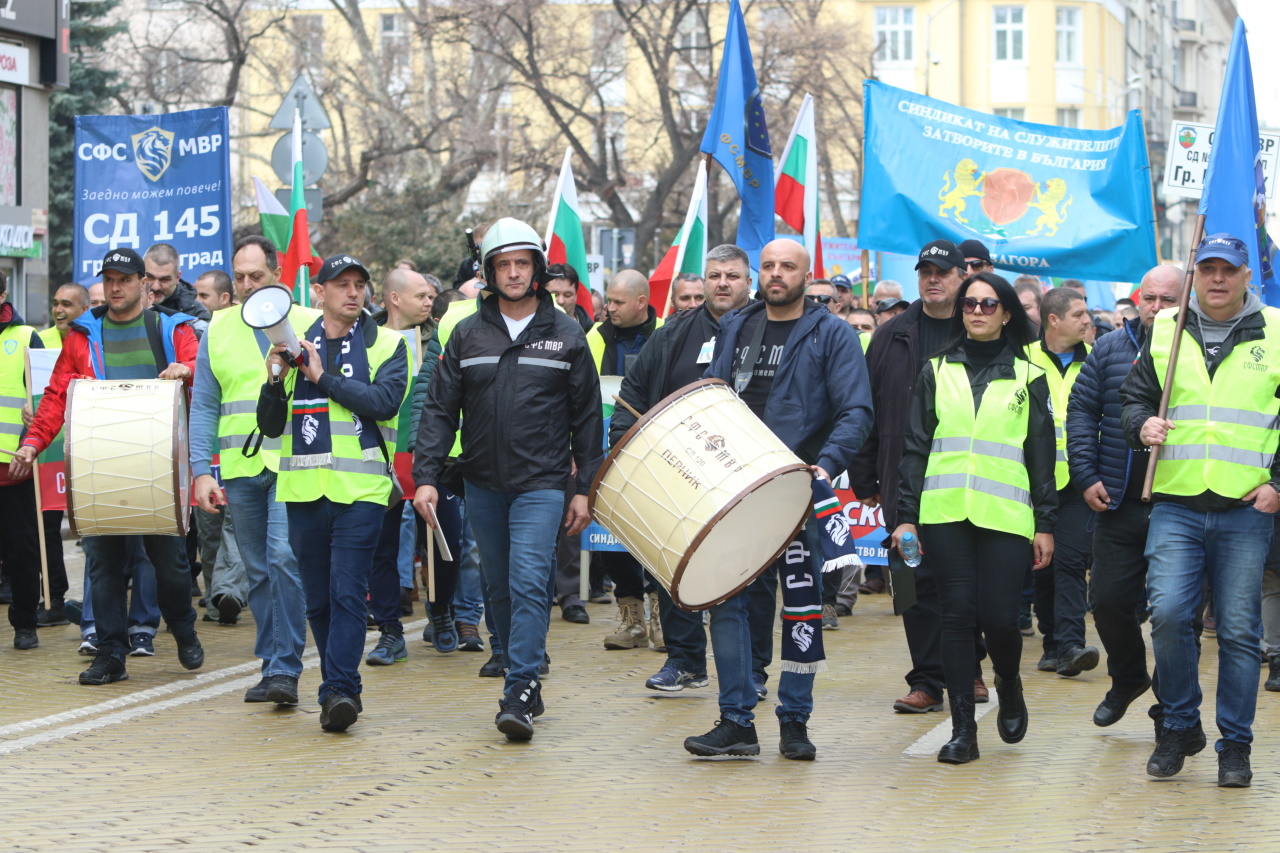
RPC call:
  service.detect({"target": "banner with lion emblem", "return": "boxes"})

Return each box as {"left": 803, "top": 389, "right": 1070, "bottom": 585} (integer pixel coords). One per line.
{"left": 859, "top": 82, "right": 1158, "bottom": 283}
{"left": 73, "top": 107, "right": 232, "bottom": 280}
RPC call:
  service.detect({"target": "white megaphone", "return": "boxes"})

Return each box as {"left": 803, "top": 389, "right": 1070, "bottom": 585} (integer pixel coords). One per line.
{"left": 241, "top": 285, "right": 302, "bottom": 365}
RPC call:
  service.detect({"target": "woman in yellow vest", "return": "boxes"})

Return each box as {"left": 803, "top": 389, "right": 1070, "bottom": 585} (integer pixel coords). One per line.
{"left": 891, "top": 272, "right": 1058, "bottom": 764}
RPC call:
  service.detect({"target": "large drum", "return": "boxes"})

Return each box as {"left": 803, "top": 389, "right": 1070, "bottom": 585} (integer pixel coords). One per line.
{"left": 590, "top": 379, "right": 812, "bottom": 610}
{"left": 65, "top": 378, "right": 190, "bottom": 536}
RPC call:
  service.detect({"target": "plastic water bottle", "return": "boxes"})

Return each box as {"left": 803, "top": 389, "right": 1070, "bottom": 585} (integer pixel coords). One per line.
{"left": 900, "top": 532, "right": 922, "bottom": 568}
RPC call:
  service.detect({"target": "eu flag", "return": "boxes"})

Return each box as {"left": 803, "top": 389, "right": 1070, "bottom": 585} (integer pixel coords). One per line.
{"left": 700, "top": 0, "right": 774, "bottom": 270}
{"left": 1199, "top": 18, "right": 1278, "bottom": 302}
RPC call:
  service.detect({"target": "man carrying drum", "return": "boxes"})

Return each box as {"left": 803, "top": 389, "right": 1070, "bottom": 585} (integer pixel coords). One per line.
{"left": 12, "top": 248, "right": 205, "bottom": 684}
{"left": 685, "top": 238, "right": 873, "bottom": 760}
{"left": 609, "top": 244, "right": 752, "bottom": 693}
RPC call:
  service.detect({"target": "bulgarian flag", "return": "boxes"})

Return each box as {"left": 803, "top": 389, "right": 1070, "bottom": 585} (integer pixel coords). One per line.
{"left": 279, "top": 109, "right": 322, "bottom": 306}
{"left": 544, "top": 148, "right": 594, "bottom": 320}
{"left": 253, "top": 176, "right": 291, "bottom": 254}
{"left": 649, "top": 163, "right": 708, "bottom": 317}
{"left": 775, "top": 93, "right": 825, "bottom": 278}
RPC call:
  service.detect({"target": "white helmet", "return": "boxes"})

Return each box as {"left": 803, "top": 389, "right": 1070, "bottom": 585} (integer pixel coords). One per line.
{"left": 479, "top": 218, "right": 548, "bottom": 300}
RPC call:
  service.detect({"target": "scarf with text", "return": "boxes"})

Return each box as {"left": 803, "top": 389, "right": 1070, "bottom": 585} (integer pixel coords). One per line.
{"left": 288, "top": 316, "right": 381, "bottom": 468}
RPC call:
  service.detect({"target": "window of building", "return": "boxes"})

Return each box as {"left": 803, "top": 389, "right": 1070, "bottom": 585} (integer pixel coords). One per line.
{"left": 875, "top": 6, "right": 915, "bottom": 63}
{"left": 993, "top": 6, "right": 1025, "bottom": 62}
{"left": 1056, "top": 107, "right": 1080, "bottom": 127}
{"left": 993, "top": 107, "right": 1025, "bottom": 120}
{"left": 0, "top": 86, "right": 17, "bottom": 206}
{"left": 675, "top": 10, "right": 710, "bottom": 103}
{"left": 1056, "top": 6, "right": 1081, "bottom": 64}
{"left": 380, "top": 14, "right": 411, "bottom": 93}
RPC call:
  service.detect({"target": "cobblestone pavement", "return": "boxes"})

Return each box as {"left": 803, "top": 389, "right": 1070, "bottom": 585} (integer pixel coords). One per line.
{"left": 2, "top": 550, "right": 1278, "bottom": 852}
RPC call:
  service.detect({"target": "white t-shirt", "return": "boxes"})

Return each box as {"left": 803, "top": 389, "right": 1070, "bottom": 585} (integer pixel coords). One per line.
{"left": 502, "top": 312, "right": 535, "bottom": 341}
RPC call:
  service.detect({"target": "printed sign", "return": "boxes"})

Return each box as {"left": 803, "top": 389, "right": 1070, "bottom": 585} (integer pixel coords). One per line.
{"left": 1163, "top": 120, "right": 1280, "bottom": 201}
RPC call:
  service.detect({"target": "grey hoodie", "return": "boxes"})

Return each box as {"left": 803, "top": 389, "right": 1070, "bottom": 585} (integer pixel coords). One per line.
{"left": 1189, "top": 286, "right": 1263, "bottom": 356}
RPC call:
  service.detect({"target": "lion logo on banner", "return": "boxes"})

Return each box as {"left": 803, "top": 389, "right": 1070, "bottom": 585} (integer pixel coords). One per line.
{"left": 938, "top": 158, "right": 986, "bottom": 224}
{"left": 131, "top": 127, "right": 175, "bottom": 182}
{"left": 1025, "top": 179, "right": 1074, "bottom": 237}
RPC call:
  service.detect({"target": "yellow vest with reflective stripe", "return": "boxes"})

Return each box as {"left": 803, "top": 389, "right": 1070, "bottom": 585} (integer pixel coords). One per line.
{"left": 0, "top": 324, "right": 34, "bottom": 454}
{"left": 586, "top": 316, "right": 664, "bottom": 376}
{"left": 1027, "top": 343, "right": 1089, "bottom": 490}
{"left": 277, "top": 325, "right": 410, "bottom": 505}
{"left": 1150, "top": 308, "right": 1280, "bottom": 498}
{"left": 208, "top": 304, "right": 321, "bottom": 480}
{"left": 38, "top": 327, "right": 63, "bottom": 349}
{"left": 920, "top": 356, "right": 1042, "bottom": 540}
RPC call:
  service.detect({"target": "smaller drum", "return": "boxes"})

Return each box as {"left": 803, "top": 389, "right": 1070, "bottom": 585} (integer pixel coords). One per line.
{"left": 65, "top": 378, "right": 190, "bottom": 536}
{"left": 590, "top": 379, "right": 812, "bottom": 610}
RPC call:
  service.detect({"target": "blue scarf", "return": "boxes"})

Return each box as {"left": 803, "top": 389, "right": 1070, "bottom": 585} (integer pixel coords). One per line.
{"left": 288, "top": 316, "right": 382, "bottom": 468}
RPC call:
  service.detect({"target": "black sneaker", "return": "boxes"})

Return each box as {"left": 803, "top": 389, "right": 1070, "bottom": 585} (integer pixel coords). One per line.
{"left": 320, "top": 693, "right": 359, "bottom": 732}
{"left": 1218, "top": 741, "right": 1253, "bottom": 788}
{"left": 496, "top": 679, "right": 540, "bottom": 741}
{"left": 1146, "top": 722, "right": 1207, "bottom": 777}
{"left": 1036, "top": 652, "right": 1058, "bottom": 672}
{"left": 684, "top": 719, "right": 760, "bottom": 757}
{"left": 540, "top": 652, "right": 550, "bottom": 676}
{"left": 1056, "top": 645, "right": 1101, "bottom": 677}
{"left": 13, "top": 628, "right": 38, "bottom": 650}
{"left": 479, "top": 653, "right": 507, "bottom": 678}
{"left": 265, "top": 674, "right": 300, "bottom": 706}
{"left": 211, "top": 593, "right": 242, "bottom": 625}
{"left": 244, "top": 678, "right": 272, "bottom": 702}
{"left": 36, "top": 601, "right": 68, "bottom": 627}
{"left": 779, "top": 720, "right": 817, "bottom": 761}
{"left": 175, "top": 633, "right": 205, "bottom": 671}
{"left": 80, "top": 652, "right": 128, "bottom": 685}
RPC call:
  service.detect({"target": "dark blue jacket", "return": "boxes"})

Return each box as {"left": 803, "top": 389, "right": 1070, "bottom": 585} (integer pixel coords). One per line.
{"left": 705, "top": 298, "right": 873, "bottom": 477}
{"left": 1065, "top": 316, "right": 1144, "bottom": 507}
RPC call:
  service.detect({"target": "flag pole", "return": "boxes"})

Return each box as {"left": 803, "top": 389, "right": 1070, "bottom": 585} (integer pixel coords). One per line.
{"left": 24, "top": 351, "right": 50, "bottom": 608}
{"left": 860, "top": 250, "right": 870, "bottom": 307}
{"left": 1141, "top": 212, "right": 1205, "bottom": 502}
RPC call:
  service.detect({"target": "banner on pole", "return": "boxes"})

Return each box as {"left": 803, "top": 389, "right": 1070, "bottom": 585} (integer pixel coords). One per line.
{"left": 73, "top": 107, "right": 233, "bottom": 279}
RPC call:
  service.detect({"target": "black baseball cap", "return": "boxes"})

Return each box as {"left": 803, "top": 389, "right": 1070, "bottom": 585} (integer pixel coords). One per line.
{"left": 830, "top": 274, "right": 852, "bottom": 290}
{"left": 875, "top": 298, "right": 910, "bottom": 314}
{"left": 100, "top": 248, "right": 145, "bottom": 276}
{"left": 316, "top": 254, "right": 371, "bottom": 284}
{"left": 1195, "top": 233, "right": 1249, "bottom": 267}
{"left": 915, "top": 239, "right": 966, "bottom": 271}
{"left": 957, "top": 239, "right": 993, "bottom": 266}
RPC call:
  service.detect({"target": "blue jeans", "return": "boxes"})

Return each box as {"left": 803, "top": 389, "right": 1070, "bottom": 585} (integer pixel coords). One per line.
{"left": 81, "top": 534, "right": 195, "bottom": 662}
{"left": 710, "top": 524, "right": 822, "bottom": 726}
{"left": 463, "top": 482, "right": 562, "bottom": 692}
{"left": 224, "top": 473, "right": 307, "bottom": 678}
{"left": 80, "top": 537, "right": 160, "bottom": 638}
{"left": 452, "top": 499, "right": 485, "bottom": 626}
{"left": 1147, "top": 502, "right": 1274, "bottom": 747}
{"left": 286, "top": 498, "right": 385, "bottom": 701}
{"left": 370, "top": 505, "right": 406, "bottom": 631}
{"left": 657, "top": 583, "right": 707, "bottom": 674}
{"left": 397, "top": 501, "right": 416, "bottom": 588}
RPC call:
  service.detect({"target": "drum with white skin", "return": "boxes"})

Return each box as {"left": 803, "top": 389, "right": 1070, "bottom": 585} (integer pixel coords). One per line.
{"left": 65, "top": 378, "right": 190, "bottom": 536}
{"left": 590, "top": 379, "right": 812, "bottom": 610}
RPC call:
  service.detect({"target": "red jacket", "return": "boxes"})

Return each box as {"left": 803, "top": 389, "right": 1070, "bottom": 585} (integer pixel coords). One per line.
{"left": 22, "top": 310, "right": 197, "bottom": 454}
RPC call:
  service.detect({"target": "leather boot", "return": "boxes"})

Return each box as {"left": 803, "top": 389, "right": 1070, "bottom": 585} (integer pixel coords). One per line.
{"left": 937, "top": 693, "right": 979, "bottom": 764}
{"left": 994, "top": 674, "right": 1028, "bottom": 743}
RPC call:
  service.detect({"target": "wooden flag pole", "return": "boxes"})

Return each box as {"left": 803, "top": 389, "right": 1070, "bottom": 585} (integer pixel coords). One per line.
{"left": 23, "top": 351, "right": 51, "bottom": 607}
{"left": 860, "top": 250, "right": 871, "bottom": 306}
{"left": 1142, "top": 212, "right": 1206, "bottom": 502}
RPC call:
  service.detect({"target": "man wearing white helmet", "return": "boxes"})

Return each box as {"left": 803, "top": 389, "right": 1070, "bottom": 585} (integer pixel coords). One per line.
{"left": 414, "top": 218, "right": 603, "bottom": 741}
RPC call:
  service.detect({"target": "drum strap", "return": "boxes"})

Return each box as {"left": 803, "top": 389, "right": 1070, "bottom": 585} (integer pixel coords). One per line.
{"left": 242, "top": 430, "right": 264, "bottom": 458}
{"left": 142, "top": 310, "right": 169, "bottom": 374}
{"left": 733, "top": 313, "right": 769, "bottom": 396}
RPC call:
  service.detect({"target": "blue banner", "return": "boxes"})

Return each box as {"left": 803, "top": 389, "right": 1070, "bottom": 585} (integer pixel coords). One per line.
{"left": 860, "top": 81, "right": 1158, "bottom": 284}
{"left": 73, "top": 107, "right": 233, "bottom": 279}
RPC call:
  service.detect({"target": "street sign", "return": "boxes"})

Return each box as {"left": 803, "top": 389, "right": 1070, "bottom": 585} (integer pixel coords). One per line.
{"left": 269, "top": 74, "right": 332, "bottom": 131}
{"left": 1163, "top": 120, "right": 1280, "bottom": 200}
{"left": 275, "top": 188, "right": 323, "bottom": 224}
{"left": 271, "top": 130, "right": 329, "bottom": 187}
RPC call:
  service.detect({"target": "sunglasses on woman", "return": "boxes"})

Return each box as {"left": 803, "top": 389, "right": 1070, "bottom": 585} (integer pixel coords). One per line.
{"left": 961, "top": 296, "right": 1002, "bottom": 315}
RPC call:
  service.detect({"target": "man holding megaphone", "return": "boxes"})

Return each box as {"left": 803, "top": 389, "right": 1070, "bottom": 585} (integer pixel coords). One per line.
{"left": 189, "top": 236, "right": 319, "bottom": 708}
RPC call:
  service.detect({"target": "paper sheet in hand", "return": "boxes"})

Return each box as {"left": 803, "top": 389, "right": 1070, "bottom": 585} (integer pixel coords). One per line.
{"left": 426, "top": 503, "right": 453, "bottom": 562}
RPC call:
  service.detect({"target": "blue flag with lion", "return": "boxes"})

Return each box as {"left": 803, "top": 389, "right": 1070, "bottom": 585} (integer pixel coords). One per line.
{"left": 859, "top": 81, "right": 1157, "bottom": 283}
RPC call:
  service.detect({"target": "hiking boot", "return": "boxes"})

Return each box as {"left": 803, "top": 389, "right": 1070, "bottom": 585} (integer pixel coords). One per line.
{"left": 1267, "top": 656, "right": 1280, "bottom": 692}
{"left": 456, "top": 622, "right": 484, "bottom": 651}
{"left": 265, "top": 674, "right": 300, "bottom": 706}
{"left": 993, "top": 674, "right": 1028, "bottom": 744}
{"left": 36, "top": 601, "right": 68, "bottom": 627}
{"left": 244, "top": 677, "right": 272, "bottom": 702}
{"left": 1056, "top": 645, "right": 1100, "bottom": 677}
{"left": 128, "top": 632, "right": 155, "bottom": 657}
{"left": 779, "top": 720, "right": 817, "bottom": 761}
{"left": 13, "top": 628, "right": 38, "bottom": 650}
{"left": 1218, "top": 741, "right": 1253, "bottom": 788}
{"left": 366, "top": 625, "right": 407, "bottom": 666}
{"left": 80, "top": 652, "right": 128, "bottom": 685}
{"left": 603, "top": 596, "right": 647, "bottom": 649}
{"left": 479, "top": 653, "right": 507, "bottom": 678}
{"left": 684, "top": 719, "right": 760, "bottom": 757}
{"left": 645, "top": 664, "right": 709, "bottom": 692}
{"left": 822, "top": 604, "right": 839, "bottom": 630}
{"left": 496, "top": 679, "right": 540, "bottom": 741}
{"left": 893, "top": 689, "right": 943, "bottom": 713}
{"left": 1036, "top": 651, "right": 1058, "bottom": 672}
{"left": 320, "top": 693, "right": 359, "bottom": 732}
{"left": 937, "top": 694, "right": 979, "bottom": 764}
{"left": 175, "top": 633, "right": 204, "bottom": 670}
{"left": 647, "top": 592, "right": 665, "bottom": 650}
{"left": 1146, "top": 722, "right": 1207, "bottom": 778}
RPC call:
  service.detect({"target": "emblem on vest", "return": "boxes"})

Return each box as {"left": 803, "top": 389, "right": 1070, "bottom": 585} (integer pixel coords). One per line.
{"left": 3, "top": 340, "right": 15, "bottom": 355}
{"left": 1008, "top": 386, "right": 1027, "bottom": 415}
{"left": 1245, "top": 345, "right": 1269, "bottom": 372}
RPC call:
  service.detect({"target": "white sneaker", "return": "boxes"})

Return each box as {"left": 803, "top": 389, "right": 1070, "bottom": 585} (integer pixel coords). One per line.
{"left": 78, "top": 634, "right": 98, "bottom": 656}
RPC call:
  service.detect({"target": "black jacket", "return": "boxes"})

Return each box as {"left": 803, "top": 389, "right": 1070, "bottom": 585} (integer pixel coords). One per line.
{"left": 1065, "top": 318, "right": 1146, "bottom": 505}
{"left": 160, "top": 279, "right": 211, "bottom": 323}
{"left": 848, "top": 300, "right": 933, "bottom": 528}
{"left": 896, "top": 343, "right": 1058, "bottom": 532}
{"left": 574, "top": 303, "right": 594, "bottom": 335}
{"left": 414, "top": 288, "right": 603, "bottom": 495}
{"left": 609, "top": 304, "right": 715, "bottom": 447}
{"left": 589, "top": 306, "right": 661, "bottom": 376}
{"left": 1120, "top": 307, "right": 1280, "bottom": 510}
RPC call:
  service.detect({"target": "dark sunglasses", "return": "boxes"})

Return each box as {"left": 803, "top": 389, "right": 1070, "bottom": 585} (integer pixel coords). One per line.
{"left": 810, "top": 294, "right": 834, "bottom": 304}
{"left": 961, "top": 296, "right": 1002, "bottom": 315}
{"left": 966, "top": 260, "right": 991, "bottom": 270}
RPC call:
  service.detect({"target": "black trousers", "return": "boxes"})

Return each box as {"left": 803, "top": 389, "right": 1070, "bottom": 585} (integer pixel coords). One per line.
{"left": 896, "top": 548, "right": 988, "bottom": 700}
{"left": 1090, "top": 499, "right": 1152, "bottom": 691}
{"left": 1033, "top": 487, "right": 1093, "bottom": 654}
{"left": 922, "top": 520, "right": 1029, "bottom": 698}
{"left": 597, "top": 551, "right": 655, "bottom": 601}
{"left": 42, "top": 509, "right": 69, "bottom": 603}
{"left": 1, "top": 478, "right": 42, "bottom": 629}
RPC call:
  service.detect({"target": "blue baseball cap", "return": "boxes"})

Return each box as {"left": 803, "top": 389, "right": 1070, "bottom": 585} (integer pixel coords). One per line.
{"left": 1195, "top": 233, "right": 1249, "bottom": 267}
{"left": 829, "top": 274, "right": 852, "bottom": 290}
